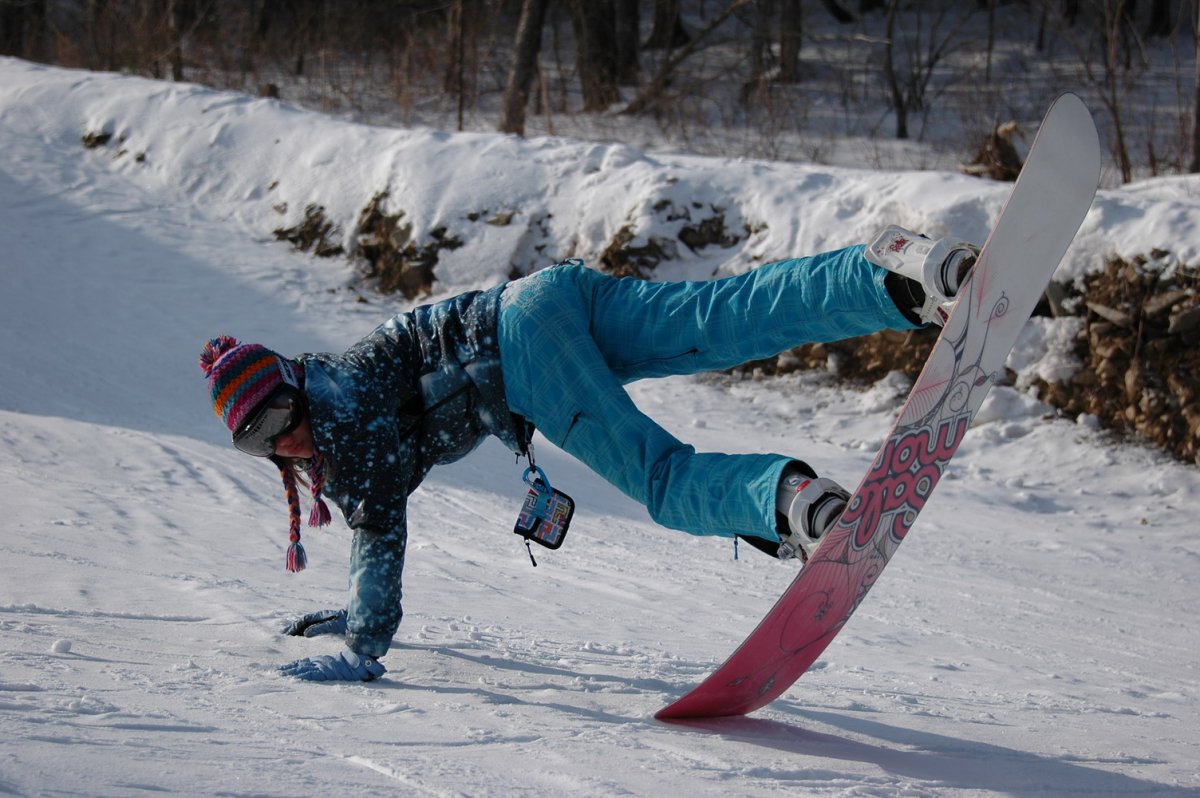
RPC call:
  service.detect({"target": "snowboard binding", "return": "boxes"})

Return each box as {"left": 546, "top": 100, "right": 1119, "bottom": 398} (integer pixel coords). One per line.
{"left": 775, "top": 469, "right": 849, "bottom": 562}
{"left": 738, "top": 465, "right": 849, "bottom": 563}
{"left": 867, "top": 225, "right": 980, "bottom": 327}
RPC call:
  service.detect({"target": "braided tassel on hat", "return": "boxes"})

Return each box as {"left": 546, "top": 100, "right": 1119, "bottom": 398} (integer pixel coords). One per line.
{"left": 279, "top": 451, "right": 333, "bottom": 573}
{"left": 280, "top": 465, "right": 307, "bottom": 573}
{"left": 307, "top": 451, "right": 332, "bottom": 528}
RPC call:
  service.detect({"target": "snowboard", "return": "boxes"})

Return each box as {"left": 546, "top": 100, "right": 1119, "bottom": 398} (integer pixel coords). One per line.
{"left": 657, "top": 93, "right": 1102, "bottom": 720}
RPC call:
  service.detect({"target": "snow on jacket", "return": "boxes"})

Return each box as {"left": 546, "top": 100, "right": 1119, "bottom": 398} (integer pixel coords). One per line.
{"left": 300, "top": 283, "right": 528, "bottom": 658}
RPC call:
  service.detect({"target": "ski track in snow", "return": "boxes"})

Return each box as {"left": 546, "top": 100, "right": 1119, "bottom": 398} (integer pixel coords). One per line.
{"left": 0, "top": 59, "right": 1197, "bottom": 796}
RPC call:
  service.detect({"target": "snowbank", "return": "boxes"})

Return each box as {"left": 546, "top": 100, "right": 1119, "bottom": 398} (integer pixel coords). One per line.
{"left": 6, "top": 57, "right": 1199, "bottom": 296}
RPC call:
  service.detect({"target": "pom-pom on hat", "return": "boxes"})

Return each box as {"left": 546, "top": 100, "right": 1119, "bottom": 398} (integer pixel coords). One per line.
{"left": 199, "top": 335, "right": 330, "bottom": 573}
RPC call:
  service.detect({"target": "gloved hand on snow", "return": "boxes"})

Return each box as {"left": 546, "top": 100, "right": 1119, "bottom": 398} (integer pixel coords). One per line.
{"left": 280, "top": 608, "right": 347, "bottom": 638}
{"left": 280, "top": 647, "right": 386, "bottom": 682}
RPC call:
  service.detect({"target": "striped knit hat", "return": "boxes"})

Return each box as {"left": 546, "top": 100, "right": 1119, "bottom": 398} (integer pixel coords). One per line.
{"left": 199, "top": 336, "right": 297, "bottom": 431}
{"left": 199, "top": 335, "right": 331, "bottom": 573}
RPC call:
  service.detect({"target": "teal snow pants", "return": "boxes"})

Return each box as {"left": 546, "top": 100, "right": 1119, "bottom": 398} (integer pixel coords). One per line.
{"left": 498, "top": 245, "right": 916, "bottom": 543}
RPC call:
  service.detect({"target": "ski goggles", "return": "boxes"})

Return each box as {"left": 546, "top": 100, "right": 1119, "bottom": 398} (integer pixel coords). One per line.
{"left": 232, "top": 385, "right": 305, "bottom": 457}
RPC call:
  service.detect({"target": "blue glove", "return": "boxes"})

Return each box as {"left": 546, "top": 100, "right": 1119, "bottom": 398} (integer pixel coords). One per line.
{"left": 281, "top": 608, "right": 347, "bottom": 638}
{"left": 280, "top": 647, "right": 386, "bottom": 682}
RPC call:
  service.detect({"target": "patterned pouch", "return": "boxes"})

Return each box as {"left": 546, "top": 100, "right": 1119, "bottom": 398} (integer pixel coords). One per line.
{"left": 514, "top": 466, "right": 574, "bottom": 558}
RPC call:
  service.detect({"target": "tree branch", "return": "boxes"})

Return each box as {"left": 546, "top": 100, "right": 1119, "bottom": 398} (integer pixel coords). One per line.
{"left": 619, "top": 0, "right": 752, "bottom": 116}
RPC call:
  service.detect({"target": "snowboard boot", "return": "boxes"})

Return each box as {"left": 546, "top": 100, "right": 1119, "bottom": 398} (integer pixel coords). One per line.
{"left": 738, "top": 463, "right": 850, "bottom": 562}
{"left": 866, "top": 225, "right": 980, "bottom": 327}
{"left": 736, "top": 465, "right": 848, "bottom": 562}
{"left": 774, "top": 464, "right": 850, "bottom": 562}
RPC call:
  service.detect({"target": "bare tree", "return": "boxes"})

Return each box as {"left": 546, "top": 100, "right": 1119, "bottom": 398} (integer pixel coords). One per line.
{"left": 778, "top": 0, "right": 803, "bottom": 83}
{"left": 166, "top": 0, "right": 190, "bottom": 80}
{"left": 614, "top": 0, "right": 640, "bottom": 85}
{"left": 445, "top": 0, "right": 479, "bottom": 129}
{"left": 644, "top": 0, "right": 689, "bottom": 50}
{"left": 779, "top": 0, "right": 855, "bottom": 84}
{"left": 983, "top": 0, "right": 996, "bottom": 81}
{"left": 1191, "top": 0, "right": 1200, "bottom": 171}
{"left": 0, "top": 3, "right": 17, "bottom": 55}
{"left": 881, "top": 0, "right": 974, "bottom": 140}
{"left": 882, "top": 0, "right": 906, "bottom": 138}
{"left": 622, "top": 0, "right": 751, "bottom": 115}
{"left": 819, "top": 0, "right": 854, "bottom": 24}
{"left": 0, "top": 0, "right": 47, "bottom": 59}
{"left": 572, "top": 0, "right": 620, "bottom": 111}
{"left": 742, "top": 0, "right": 776, "bottom": 100}
{"left": 499, "top": 0, "right": 550, "bottom": 135}
{"left": 1071, "top": 0, "right": 1138, "bottom": 181}
{"left": 1144, "top": 0, "right": 1171, "bottom": 36}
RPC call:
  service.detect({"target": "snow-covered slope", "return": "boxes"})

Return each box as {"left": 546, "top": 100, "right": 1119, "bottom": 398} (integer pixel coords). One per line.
{"left": 1, "top": 59, "right": 1197, "bottom": 796}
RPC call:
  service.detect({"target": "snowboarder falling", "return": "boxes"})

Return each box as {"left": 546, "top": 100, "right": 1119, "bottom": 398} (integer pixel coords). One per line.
{"left": 199, "top": 226, "right": 977, "bottom": 682}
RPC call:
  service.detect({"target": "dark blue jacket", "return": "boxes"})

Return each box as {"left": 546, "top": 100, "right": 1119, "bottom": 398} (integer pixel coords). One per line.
{"left": 300, "top": 284, "right": 527, "bottom": 658}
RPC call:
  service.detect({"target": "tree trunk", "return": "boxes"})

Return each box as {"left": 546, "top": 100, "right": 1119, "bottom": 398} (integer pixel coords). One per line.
{"left": 984, "top": 0, "right": 995, "bottom": 82}
{"left": 445, "top": 0, "right": 479, "bottom": 129}
{"left": 3, "top": 0, "right": 48, "bottom": 58}
{"left": 644, "top": 0, "right": 689, "bottom": 50}
{"left": 572, "top": 0, "right": 620, "bottom": 112}
{"left": 1191, "top": 1, "right": 1200, "bottom": 171}
{"left": 745, "top": 0, "right": 774, "bottom": 97}
{"left": 818, "top": 0, "right": 854, "bottom": 23}
{"left": 1036, "top": 0, "right": 1048, "bottom": 51}
{"left": 778, "top": 0, "right": 803, "bottom": 83}
{"left": 1144, "top": 0, "right": 1170, "bottom": 36}
{"left": 166, "top": 0, "right": 187, "bottom": 81}
{"left": 883, "top": 0, "right": 907, "bottom": 139}
{"left": 86, "top": 0, "right": 114, "bottom": 70}
{"left": 499, "top": 0, "right": 550, "bottom": 135}
{"left": 1062, "top": 0, "right": 1079, "bottom": 25}
{"left": 1101, "top": 0, "right": 1133, "bottom": 181}
{"left": 0, "top": 1, "right": 25, "bottom": 55}
{"left": 623, "top": 0, "right": 750, "bottom": 115}
{"left": 614, "top": 0, "right": 640, "bottom": 85}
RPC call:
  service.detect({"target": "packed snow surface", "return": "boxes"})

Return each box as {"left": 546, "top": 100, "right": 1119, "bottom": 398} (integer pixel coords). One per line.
{"left": 0, "top": 59, "right": 1197, "bottom": 796}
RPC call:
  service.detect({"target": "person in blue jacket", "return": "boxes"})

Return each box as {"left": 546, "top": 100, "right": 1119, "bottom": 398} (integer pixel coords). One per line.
{"left": 199, "top": 226, "right": 977, "bottom": 683}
